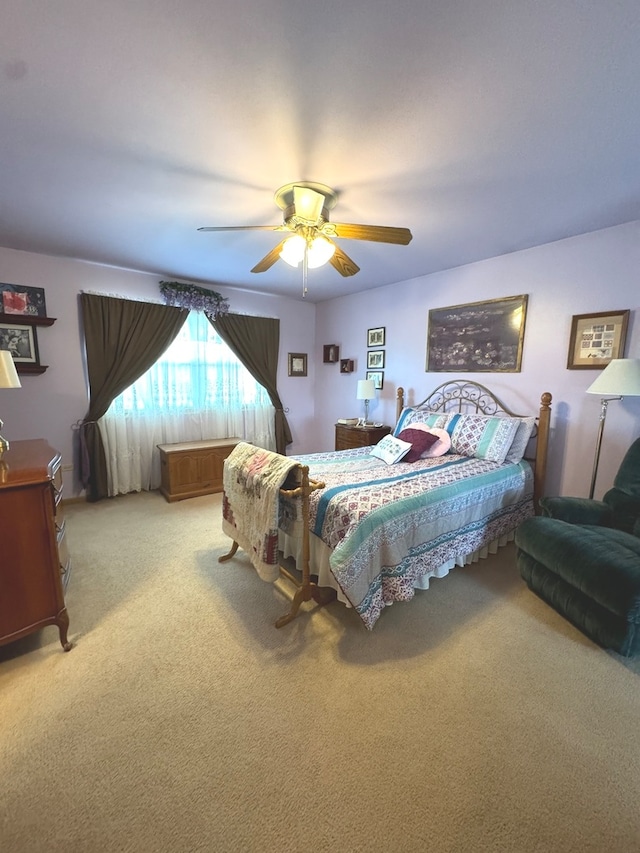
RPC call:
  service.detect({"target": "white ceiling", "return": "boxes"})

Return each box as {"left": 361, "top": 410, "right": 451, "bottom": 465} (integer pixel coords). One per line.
{"left": 2, "top": 1, "right": 640, "bottom": 302}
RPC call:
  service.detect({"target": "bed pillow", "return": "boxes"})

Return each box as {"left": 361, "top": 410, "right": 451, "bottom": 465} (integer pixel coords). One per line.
{"left": 504, "top": 417, "right": 536, "bottom": 464}
{"left": 393, "top": 406, "right": 452, "bottom": 435}
{"left": 396, "top": 428, "right": 440, "bottom": 462}
{"left": 370, "top": 434, "right": 412, "bottom": 465}
{"left": 448, "top": 413, "right": 520, "bottom": 464}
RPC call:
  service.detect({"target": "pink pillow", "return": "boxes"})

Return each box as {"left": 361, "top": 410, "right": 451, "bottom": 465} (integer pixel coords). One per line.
{"left": 396, "top": 428, "right": 439, "bottom": 463}
{"left": 420, "top": 427, "right": 451, "bottom": 458}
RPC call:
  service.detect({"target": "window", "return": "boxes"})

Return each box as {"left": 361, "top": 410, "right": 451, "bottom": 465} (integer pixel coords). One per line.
{"left": 100, "top": 311, "right": 275, "bottom": 496}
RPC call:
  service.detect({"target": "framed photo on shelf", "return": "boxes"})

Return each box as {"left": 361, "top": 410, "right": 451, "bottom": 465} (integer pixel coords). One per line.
{"left": 366, "top": 370, "right": 384, "bottom": 390}
{"left": 426, "top": 294, "right": 528, "bottom": 372}
{"left": 567, "top": 310, "right": 629, "bottom": 369}
{"left": 0, "top": 322, "right": 39, "bottom": 364}
{"left": 367, "top": 327, "right": 385, "bottom": 347}
{"left": 367, "top": 349, "right": 385, "bottom": 369}
{"left": 0, "top": 283, "right": 47, "bottom": 317}
{"left": 288, "top": 352, "right": 307, "bottom": 377}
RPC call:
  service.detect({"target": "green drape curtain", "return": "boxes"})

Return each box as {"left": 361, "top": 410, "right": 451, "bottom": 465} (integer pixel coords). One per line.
{"left": 209, "top": 313, "right": 292, "bottom": 454}
{"left": 79, "top": 293, "right": 189, "bottom": 502}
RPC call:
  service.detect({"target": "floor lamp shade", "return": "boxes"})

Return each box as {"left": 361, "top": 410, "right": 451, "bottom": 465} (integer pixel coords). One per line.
{"left": 586, "top": 359, "right": 640, "bottom": 499}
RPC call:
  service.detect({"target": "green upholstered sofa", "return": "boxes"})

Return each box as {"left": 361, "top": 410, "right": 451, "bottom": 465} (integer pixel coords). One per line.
{"left": 515, "top": 437, "right": 640, "bottom": 657}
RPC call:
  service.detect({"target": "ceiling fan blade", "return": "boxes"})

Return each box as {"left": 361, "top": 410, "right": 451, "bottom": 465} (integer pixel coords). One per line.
{"left": 293, "top": 185, "right": 325, "bottom": 224}
{"left": 325, "top": 222, "right": 413, "bottom": 245}
{"left": 197, "top": 225, "right": 286, "bottom": 232}
{"left": 250, "top": 239, "right": 289, "bottom": 273}
{"left": 329, "top": 244, "right": 360, "bottom": 277}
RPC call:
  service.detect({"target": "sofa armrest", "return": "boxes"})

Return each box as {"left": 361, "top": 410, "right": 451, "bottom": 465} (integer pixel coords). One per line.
{"left": 539, "top": 496, "right": 614, "bottom": 526}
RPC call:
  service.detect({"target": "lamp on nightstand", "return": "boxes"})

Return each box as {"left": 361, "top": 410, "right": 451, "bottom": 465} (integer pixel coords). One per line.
{"left": 356, "top": 378, "right": 376, "bottom": 425}
{"left": 0, "top": 349, "right": 22, "bottom": 459}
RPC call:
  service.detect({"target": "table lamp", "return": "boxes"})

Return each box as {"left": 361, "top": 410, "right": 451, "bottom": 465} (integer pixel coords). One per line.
{"left": 356, "top": 379, "right": 376, "bottom": 425}
{"left": 0, "top": 349, "right": 22, "bottom": 458}
{"left": 586, "top": 358, "right": 640, "bottom": 498}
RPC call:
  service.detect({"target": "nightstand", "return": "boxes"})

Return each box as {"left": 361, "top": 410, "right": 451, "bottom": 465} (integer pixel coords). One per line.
{"left": 335, "top": 423, "right": 391, "bottom": 450}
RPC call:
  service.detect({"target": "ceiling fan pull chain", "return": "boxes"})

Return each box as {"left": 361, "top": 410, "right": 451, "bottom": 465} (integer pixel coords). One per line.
{"left": 302, "top": 243, "right": 309, "bottom": 297}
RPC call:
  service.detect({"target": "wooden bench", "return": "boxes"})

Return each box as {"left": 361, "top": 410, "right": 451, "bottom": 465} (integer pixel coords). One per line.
{"left": 157, "top": 438, "right": 241, "bottom": 502}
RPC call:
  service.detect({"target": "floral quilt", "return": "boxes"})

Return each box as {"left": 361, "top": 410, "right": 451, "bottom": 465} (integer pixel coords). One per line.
{"left": 280, "top": 447, "right": 534, "bottom": 629}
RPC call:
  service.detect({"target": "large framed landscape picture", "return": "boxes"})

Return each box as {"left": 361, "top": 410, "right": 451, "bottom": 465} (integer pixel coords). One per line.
{"left": 426, "top": 294, "right": 528, "bottom": 372}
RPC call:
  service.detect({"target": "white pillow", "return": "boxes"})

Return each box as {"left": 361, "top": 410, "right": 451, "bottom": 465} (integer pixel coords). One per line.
{"left": 370, "top": 434, "right": 412, "bottom": 465}
{"left": 504, "top": 417, "right": 536, "bottom": 464}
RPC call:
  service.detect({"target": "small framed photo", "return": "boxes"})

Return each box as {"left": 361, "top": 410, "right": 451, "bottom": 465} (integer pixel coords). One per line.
{"left": 567, "top": 310, "right": 629, "bottom": 369}
{"left": 288, "top": 352, "right": 307, "bottom": 377}
{"left": 0, "top": 322, "right": 39, "bottom": 363}
{"left": 366, "top": 370, "right": 384, "bottom": 390}
{"left": 0, "top": 283, "right": 47, "bottom": 317}
{"left": 367, "top": 327, "right": 385, "bottom": 347}
{"left": 367, "top": 349, "right": 385, "bottom": 369}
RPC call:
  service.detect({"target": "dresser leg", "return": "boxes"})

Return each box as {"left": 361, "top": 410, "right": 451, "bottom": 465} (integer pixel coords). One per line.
{"left": 57, "top": 608, "right": 72, "bottom": 651}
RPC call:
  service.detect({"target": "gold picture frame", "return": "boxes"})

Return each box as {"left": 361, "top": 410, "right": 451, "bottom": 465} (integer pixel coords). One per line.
{"left": 426, "top": 294, "right": 528, "bottom": 372}
{"left": 567, "top": 310, "right": 629, "bottom": 369}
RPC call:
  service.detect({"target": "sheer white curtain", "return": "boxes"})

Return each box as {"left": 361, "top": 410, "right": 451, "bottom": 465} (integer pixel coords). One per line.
{"left": 99, "top": 311, "right": 275, "bottom": 496}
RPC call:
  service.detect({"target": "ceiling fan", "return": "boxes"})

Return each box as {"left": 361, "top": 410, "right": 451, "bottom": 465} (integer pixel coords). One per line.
{"left": 198, "top": 182, "right": 413, "bottom": 281}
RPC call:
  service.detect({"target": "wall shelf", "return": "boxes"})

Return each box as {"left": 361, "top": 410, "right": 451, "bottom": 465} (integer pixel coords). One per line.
{"left": 0, "top": 313, "right": 56, "bottom": 327}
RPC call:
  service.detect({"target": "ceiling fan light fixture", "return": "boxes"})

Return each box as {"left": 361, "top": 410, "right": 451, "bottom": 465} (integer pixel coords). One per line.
{"left": 307, "top": 235, "right": 336, "bottom": 268}
{"left": 280, "top": 234, "right": 306, "bottom": 267}
{"left": 280, "top": 234, "right": 336, "bottom": 269}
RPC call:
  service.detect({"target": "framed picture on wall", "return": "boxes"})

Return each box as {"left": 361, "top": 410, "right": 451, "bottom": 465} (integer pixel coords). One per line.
{"left": 288, "top": 352, "right": 307, "bottom": 377}
{"left": 426, "top": 294, "right": 528, "bottom": 372}
{"left": 366, "top": 370, "right": 384, "bottom": 390}
{"left": 367, "top": 349, "right": 385, "bottom": 369}
{"left": 367, "top": 327, "right": 385, "bottom": 347}
{"left": 0, "top": 322, "right": 39, "bottom": 364}
{"left": 567, "top": 310, "right": 629, "bottom": 369}
{"left": 0, "top": 283, "right": 47, "bottom": 317}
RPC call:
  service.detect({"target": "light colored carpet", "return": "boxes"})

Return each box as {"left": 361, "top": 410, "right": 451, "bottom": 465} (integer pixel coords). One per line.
{"left": 1, "top": 490, "right": 639, "bottom": 853}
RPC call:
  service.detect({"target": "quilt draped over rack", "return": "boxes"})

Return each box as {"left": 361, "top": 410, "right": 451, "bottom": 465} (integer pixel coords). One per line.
{"left": 222, "top": 441, "right": 299, "bottom": 581}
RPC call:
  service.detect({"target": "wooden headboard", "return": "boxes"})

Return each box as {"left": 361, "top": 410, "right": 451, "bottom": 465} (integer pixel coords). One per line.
{"left": 395, "top": 381, "right": 552, "bottom": 511}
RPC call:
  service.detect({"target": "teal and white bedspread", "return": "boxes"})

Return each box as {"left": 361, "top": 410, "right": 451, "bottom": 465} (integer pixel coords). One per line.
{"left": 279, "top": 446, "right": 534, "bottom": 629}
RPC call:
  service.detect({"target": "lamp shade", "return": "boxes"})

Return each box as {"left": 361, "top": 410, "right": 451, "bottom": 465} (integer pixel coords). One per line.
{"left": 356, "top": 379, "right": 376, "bottom": 400}
{"left": 0, "top": 350, "right": 21, "bottom": 388}
{"left": 586, "top": 359, "right": 640, "bottom": 396}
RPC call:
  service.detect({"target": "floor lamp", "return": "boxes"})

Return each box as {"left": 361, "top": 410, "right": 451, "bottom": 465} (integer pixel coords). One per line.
{"left": 586, "top": 358, "right": 640, "bottom": 499}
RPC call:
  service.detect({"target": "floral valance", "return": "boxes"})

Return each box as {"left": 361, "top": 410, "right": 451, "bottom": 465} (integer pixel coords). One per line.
{"left": 159, "top": 280, "right": 230, "bottom": 316}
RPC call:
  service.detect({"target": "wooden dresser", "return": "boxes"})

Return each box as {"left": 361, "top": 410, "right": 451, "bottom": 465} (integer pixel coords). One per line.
{"left": 158, "top": 438, "right": 241, "bottom": 502}
{"left": 335, "top": 423, "right": 391, "bottom": 450}
{"left": 0, "top": 439, "right": 71, "bottom": 651}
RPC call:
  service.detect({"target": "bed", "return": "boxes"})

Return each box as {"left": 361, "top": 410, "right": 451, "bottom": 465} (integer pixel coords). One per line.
{"left": 220, "top": 380, "right": 552, "bottom": 630}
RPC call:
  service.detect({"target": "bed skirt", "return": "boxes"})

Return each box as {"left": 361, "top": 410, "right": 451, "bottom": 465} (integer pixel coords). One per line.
{"left": 278, "top": 528, "right": 515, "bottom": 609}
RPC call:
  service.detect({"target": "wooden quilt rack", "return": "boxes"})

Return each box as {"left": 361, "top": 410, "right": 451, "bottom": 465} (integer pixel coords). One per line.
{"left": 218, "top": 463, "right": 334, "bottom": 628}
